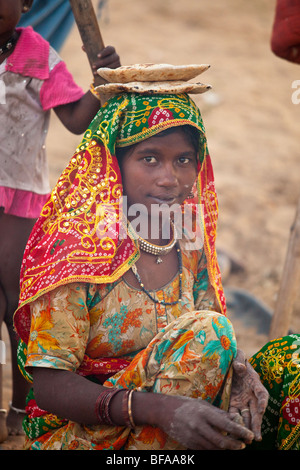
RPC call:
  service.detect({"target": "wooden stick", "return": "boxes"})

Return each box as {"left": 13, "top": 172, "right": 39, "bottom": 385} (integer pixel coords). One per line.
{"left": 269, "top": 196, "right": 300, "bottom": 340}
{"left": 69, "top": 0, "right": 106, "bottom": 85}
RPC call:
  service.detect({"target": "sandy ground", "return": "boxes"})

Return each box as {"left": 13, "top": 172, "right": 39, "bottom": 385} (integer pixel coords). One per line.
{"left": 2, "top": 0, "right": 300, "bottom": 449}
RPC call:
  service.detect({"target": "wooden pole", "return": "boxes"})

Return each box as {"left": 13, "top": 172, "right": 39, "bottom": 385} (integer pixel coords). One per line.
{"left": 69, "top": 0, "right": 106, "bottom": 85}
{"left": 269, "top": 196, "right": 300, "bottom": 340}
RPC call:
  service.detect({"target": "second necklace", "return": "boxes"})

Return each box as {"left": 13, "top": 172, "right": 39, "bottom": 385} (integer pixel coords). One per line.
{"left": 131, "top": 243, "right": 183, "bottom": 306}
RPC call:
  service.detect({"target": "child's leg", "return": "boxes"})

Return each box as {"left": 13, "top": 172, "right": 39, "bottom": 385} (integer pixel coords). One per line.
{"left": 0, "top": 283, "right": 8, "bottom": 443}
{"left": 0, "top": 210, "right": 36, "bottom": 437}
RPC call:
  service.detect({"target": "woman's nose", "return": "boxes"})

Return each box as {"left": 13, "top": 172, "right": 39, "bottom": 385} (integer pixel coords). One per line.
{"left": 157, "top": 164, "right": 178, "bottom": 187}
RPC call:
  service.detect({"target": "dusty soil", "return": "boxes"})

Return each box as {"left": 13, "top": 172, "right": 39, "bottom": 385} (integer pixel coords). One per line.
{"left": 2, "top": 0, "right": 300, "bottom": 449}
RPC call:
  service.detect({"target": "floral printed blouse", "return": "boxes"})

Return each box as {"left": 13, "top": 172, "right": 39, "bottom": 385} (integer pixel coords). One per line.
{"left": 25, "top": 245, "right": 218, "bottom": 373}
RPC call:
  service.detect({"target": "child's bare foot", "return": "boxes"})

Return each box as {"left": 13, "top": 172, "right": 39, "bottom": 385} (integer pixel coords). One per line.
{"left": 6, "top": 404, "right": 25, "bottom": 436}
{"left": 0, "top": 409, "right": 8, "bottom": 443}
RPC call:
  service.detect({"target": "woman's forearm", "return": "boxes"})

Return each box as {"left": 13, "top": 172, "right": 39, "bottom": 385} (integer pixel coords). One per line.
{"left": 32, "top": 367, "right": 167, "bottom": 427}
{"left": 32, "top": 367, "right": 255, "bottom": 449}
{"left": 33, "top": 368, "right": 103, "bottom": 424}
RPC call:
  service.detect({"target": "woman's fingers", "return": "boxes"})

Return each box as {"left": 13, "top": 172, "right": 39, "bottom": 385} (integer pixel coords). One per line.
{"left": 240, "top": 407, "right": 251, "bottom": 431}
{"left": 190, "top": 419, "right": 249, "bottom": 450}
{"left": 190, "top": 402, "right": 254, "bottom": 449}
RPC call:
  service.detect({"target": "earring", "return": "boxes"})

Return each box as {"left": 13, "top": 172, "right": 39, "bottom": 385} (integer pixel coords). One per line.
{"left": 22, "top": 6, "right": 29, "bottom": 12}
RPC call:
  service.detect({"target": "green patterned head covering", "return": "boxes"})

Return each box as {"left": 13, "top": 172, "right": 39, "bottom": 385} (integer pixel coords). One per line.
{"left": 80, "top": 93, "right": 207, "bottom": 165}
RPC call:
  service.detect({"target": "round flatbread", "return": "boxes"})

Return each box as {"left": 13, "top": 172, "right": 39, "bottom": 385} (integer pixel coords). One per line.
{"left": 97, "top": 63, "right": 210, "bottom": 83}
{"left": 94, "top": 81, "right": 212, "bottom": 96}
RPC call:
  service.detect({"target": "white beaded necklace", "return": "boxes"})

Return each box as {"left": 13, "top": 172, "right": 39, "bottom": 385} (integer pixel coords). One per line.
{"left": 130, "top": 221, "right": 177, "bottom": 264}
{"left": 0, "top": 33, "right": 18, "bottom": 56}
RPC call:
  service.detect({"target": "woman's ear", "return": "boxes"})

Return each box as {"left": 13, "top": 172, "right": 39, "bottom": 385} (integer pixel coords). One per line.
{"left": 22, "top": 0, "right": 34, "bottom": 13}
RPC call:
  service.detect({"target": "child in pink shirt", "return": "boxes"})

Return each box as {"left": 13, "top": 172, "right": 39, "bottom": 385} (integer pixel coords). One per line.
{"left": 0, "top": 0, "right": 120, "bottom": 443}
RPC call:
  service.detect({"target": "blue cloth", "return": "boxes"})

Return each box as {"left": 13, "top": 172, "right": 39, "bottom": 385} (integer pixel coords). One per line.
{"left": 18, "top": 0, "right": 74, "bottom": 52}
{"left": 18, "top": 1, "right": 107, "bottom": 52}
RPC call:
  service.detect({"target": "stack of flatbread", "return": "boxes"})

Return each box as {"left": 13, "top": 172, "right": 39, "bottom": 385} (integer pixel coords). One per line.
{"left": 95, "top": 63, "right": 211, "bottom": 97}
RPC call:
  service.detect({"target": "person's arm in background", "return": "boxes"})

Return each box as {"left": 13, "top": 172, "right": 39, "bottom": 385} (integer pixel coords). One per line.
{"left": 54, "top": 45, "right": 120, "bottom": 134}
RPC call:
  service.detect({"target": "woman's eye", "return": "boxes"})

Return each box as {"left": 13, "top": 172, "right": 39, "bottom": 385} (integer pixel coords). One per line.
{"left": 143, "top": 156, "right": 157, "bottom": 163}
{"left": 178, "top": 157, "right": 191, "bottom": 164}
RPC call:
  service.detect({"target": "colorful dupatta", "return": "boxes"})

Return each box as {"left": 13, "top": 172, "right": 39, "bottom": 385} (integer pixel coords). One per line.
{"left": 249, "top": 334, "right": 300, "bottom": 450}
{"left": 14, "top": 93, "right": 226, "bottom": 345}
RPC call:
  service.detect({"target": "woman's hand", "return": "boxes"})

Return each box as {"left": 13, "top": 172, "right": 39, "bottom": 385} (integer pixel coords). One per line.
{"left": 149, "top": 395, "right": 254, "bottom": 450}
{"left": 229, "top": 349, "right": 269, "bottom": 441}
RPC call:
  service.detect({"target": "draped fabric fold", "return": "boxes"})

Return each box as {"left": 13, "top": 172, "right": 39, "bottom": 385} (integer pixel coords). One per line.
{"left": 249, "top": 334, "right": 300, "bottom": 450}
{"left": 20, "top": 311, "right": 236, "bottom": 450}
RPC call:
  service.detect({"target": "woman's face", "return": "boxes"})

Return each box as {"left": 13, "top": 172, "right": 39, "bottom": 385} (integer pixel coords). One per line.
{"left": 119, "top": 127, "right": 198, "bottom": 219}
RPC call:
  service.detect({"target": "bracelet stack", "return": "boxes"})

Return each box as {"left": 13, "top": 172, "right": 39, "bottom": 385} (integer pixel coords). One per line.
{"left": 95, "top": 388, "right": 136, "bottom": 428}
{"left": 95, "top": 388, "right": 123, "bottom": 425}
{"left": 90, "top": 83, "right": 101, "bottom": 100}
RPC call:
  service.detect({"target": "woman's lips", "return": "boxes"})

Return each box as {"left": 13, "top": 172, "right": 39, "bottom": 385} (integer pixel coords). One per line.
{"left": 150, "top": 195, "right": 179, "bottom": 205}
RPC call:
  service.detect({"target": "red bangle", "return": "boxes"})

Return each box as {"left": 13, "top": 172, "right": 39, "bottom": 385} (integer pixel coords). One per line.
{"left": 95, "top": 388, "right": 123, "bottom": 425}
